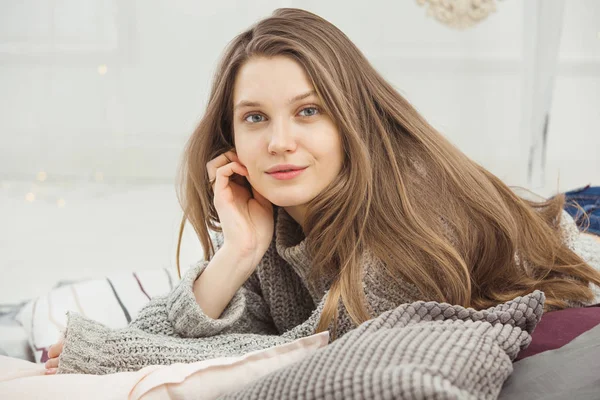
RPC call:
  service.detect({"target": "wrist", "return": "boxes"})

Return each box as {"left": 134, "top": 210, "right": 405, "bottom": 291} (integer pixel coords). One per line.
{"left": 191, "top": 245, "right": 259, "bottom": 320}
{"left": 219, "top": 243, "right": 262, "bottom": 273}
{"left": 193, "top": 245, "right": 257, "bottom": 297}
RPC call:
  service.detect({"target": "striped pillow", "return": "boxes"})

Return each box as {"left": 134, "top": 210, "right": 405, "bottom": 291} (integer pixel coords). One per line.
{"left": 15, "top": 268, "right": 177, "bottom": 364}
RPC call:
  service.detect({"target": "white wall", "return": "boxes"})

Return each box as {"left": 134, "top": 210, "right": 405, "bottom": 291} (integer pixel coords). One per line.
{"left": 0, "top": 0, "right": 598, "bottom": 190}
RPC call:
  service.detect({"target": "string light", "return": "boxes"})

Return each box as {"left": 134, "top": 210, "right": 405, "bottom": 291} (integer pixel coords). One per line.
{"left": 37, "top": 171, "right": 47, "bottom": 182}
{"left": 25, "top": 192, "right": 35, "bottom": 202}
{"left": 97, "top": 65, "right": 108, "bottom": 75}
{"left": 57, "top": 198, "right": 66, "bottom": 208}
{"left": 94, "top": 172, "right": 104, "bottom": 182}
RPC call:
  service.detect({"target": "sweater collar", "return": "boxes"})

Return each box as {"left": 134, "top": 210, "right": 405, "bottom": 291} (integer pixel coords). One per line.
{"left": 274, "top": 207, "right": 334, "bottom": 303}
{"left": 274, "top": 207, "right": 311, "bottom": 275}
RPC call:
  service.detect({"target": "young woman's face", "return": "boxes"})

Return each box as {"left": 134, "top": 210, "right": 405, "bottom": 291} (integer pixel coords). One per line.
{"left": 232, "top": 56, "right": 344, "bottom": 213}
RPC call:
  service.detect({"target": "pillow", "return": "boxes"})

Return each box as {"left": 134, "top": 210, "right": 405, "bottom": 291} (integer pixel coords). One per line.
{"left": 0, "top": 331, "right": 329, "bottom": 400}
{"left": 15, "top": 268, "right": 177, "bottom": 363}
{"left": 515, "top": 303, "right": 600, "bottom": 361}
{"left": 499, "top": 323, "right": 600, "bottom": 399}
{"left": 132, "top": 330, "right": 329, "bottom": 399}
{"left": 0, "top": 303, "right": 33, "bottom": 361}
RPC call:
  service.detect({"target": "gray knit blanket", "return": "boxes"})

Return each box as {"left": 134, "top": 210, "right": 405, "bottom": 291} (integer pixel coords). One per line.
{"left": 220, "top": 290, "right": 545, "bottom": 400}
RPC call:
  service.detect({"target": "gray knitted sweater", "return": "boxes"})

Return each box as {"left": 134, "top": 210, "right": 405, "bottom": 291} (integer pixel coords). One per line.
{"left": 57, "top": 207, "right": 600, "bottom": 378}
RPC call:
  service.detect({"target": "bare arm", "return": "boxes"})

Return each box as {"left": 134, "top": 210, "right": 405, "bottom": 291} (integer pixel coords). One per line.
{"left": 193, "top": 244, "right": 256, "bottom": 319}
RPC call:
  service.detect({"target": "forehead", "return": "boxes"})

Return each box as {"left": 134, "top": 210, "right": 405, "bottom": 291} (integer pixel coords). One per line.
{"left": 233, "top": 56, "right": 315, "bottom": 104}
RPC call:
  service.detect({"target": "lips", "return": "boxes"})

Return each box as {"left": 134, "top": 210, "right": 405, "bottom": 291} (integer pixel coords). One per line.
{"left": 269, "top": 168, "right": 305, "bottom": 173}
{"left": 269, "top": 168, "right": 306, "bottom": 181}
{"left": 266, "top": 165, "right": 308, "bottom": 174}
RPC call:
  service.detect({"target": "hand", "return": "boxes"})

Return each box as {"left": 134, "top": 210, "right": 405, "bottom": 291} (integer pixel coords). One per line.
{"left": 207, "top": 149, "right": 274, "bottom": 271}
{"left": 45, "top": 336, "right": 64, "bottom": 375}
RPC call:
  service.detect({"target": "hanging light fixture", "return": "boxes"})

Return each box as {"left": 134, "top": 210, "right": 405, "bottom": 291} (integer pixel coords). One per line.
{"left": 416, "top": 0, "right": 500, "bottom": 29}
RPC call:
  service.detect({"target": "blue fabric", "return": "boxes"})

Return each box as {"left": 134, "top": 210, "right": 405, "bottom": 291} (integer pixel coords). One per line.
{"left": 560, "top": 184, "right": 600, "bottom": 236}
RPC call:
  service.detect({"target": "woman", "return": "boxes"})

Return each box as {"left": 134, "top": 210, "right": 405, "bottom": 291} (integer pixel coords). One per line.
{"left": 46, "top": 8, "right": 600, "bottom": 375}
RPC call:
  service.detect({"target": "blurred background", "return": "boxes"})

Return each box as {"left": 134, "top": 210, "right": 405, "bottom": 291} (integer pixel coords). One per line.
{"left": 1, "top": 0, "right": 599, "bottom": 304}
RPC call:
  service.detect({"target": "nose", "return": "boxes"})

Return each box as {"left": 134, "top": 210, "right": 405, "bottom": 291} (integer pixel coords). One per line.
{"left": 267, "top": 116, "right": 297, "bottom": 154}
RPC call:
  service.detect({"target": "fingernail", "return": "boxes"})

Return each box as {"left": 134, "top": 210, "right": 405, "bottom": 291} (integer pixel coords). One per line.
{"left": 45, "top": 368, "right": 57, "bottom": 375}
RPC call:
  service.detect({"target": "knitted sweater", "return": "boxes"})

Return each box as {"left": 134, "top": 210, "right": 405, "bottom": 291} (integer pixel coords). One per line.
{"left": 57, "top": 207, "right": 600, "bottom": 375}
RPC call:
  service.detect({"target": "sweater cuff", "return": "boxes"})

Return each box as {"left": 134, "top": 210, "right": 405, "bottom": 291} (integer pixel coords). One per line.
{"left": 165, "top": 261, "right": 247, "bottom": 338}
{"left": 57, "top": 312, "right": 115, "bottom": 375}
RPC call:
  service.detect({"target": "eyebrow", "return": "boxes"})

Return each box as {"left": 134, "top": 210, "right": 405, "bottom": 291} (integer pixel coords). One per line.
{"left": 233, "top": 90, "right": 317, "bottom": 112}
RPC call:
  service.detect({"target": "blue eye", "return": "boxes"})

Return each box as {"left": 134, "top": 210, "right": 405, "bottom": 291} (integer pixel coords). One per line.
{"left": 243, "top": 106, "right": 320, "bottom": 123}
{"left": 298, "top": 106, "right": 320, "bottom": 117}
{"left": 244, "top": 114, "right": 265, "bottom": 123}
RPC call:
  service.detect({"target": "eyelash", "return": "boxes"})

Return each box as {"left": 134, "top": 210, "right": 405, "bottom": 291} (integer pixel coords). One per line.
{"left": 242, "top": 105, "right": 322, "bottom": 124}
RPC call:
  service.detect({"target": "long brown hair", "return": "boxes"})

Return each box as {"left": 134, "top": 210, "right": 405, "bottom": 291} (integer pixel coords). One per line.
{"left": 176, "top": 8, "right": 600, "bottom": 336}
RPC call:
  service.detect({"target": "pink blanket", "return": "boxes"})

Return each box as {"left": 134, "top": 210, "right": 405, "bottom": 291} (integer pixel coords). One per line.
{"left": 0, "top": 331, "right": 328, "bottom": 399}
{"left": 0, "top": 355, "right": 161, "bottom": 399}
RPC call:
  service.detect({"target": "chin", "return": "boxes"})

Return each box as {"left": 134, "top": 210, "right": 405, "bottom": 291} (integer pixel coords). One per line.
{"left": 265, "top": 189, "right": 313, "bottom": 208}
{"left": 268, "top": 197, "right": 310, "bottom": 208}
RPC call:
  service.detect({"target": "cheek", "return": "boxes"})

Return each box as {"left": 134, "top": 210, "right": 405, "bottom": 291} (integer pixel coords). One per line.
{"left": 320, "top": 130, "right": 344, "bottom": 171}
{"left": 234, "top": 142, "right": 258, "bottom": 171}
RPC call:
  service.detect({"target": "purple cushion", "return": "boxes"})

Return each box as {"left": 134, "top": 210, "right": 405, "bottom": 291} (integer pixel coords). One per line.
{"left": 515, "top": 303, "right": 600, "bottom": 361}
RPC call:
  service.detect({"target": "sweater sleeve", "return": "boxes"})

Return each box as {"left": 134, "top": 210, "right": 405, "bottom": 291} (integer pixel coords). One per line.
{"left": 141, "top": 229, "right": 276, "bottom": 337}
{"left": 56, "top": 312, "right": 289, "bottom": 375}
{"left": 57, "top": 239, "right": 280, "bottom": 374}
{"left": 129, "top": 260, "right": 277, "bottom": 338}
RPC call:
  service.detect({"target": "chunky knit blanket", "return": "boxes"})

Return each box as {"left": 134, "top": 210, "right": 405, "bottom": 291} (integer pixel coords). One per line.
{"left": 221, "top": 290, "right": 545, "bottom": 400}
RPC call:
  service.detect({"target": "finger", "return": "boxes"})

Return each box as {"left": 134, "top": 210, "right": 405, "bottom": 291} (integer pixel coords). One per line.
{"left": 224, "top": 150, "right": 242, "bottom": 164}
{"left": 206, "top": 151, "right": 243, "bottom": 182}
{"left": 45, "top": 368, "right": 57, "bottom": 375}
{"left": 48, "top": 344, "right": 60, "bottom": 359}
{"left": 214, "top": 162, "right": 249, "bottom": 192}
{"left": 48, "top": 340, "right": 64, "bottom": 358}
{"left": 214, "top": 151, "right": 244, "bottom": 188}
{"left": 45, "top": 357, "right": 59, "bottom": 369}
